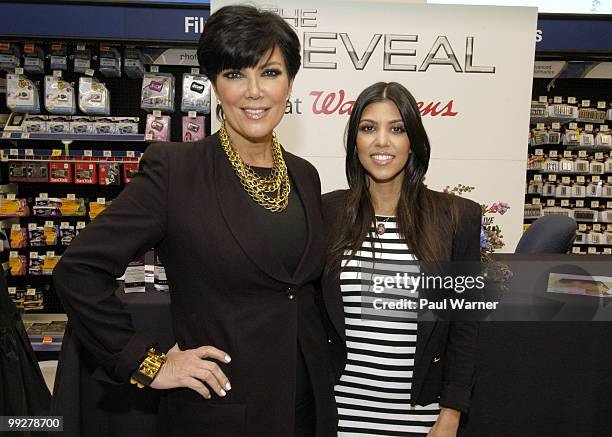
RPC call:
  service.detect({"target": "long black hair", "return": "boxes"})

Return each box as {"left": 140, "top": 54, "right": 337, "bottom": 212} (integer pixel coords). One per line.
{"left": 327, "top": 82, "right": 457, "bottom": 274}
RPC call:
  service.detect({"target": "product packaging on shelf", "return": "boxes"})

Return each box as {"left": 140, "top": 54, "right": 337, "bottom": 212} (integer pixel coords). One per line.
{"left": 182, "top": 116, "right": 205, "bottom": 142}
{"left": 181, "top": 73, "right": 211, "bottom": 114}
{"left": 99, "top": 45, "right": 122, "bottom": 78}
{"left": 0, "top": 43, "right": 20, "bottom": 72}
{"left": 124, "top": 47, "right": 145, "bottom": 79}
{"left": 60, "top": 222, "right": 76, "bottom": 246}
{"left": 49, "top": 43, "right": 68, "bottom": 70}
{"left": 7, "top": 74, "right": 41, "bottom": 113}
{"left": 73, "top": 47, "right": 91, "bottom": 74}
{"left": 23, "top": 43, "right": 45, "bottom": 74}
{"left": 47, "top": 116, "right": 71, "bottom": 134}
{"left": 145, "top": 114, "right": 171, "bottom": 141}
{"left": 79, "top": 76, "right": 110, "bottom": 115}
{"left": 141, "top": 73, "right": 175, "bottom": 112}
{"left": 49, "top": 162, "right": 73, "bottom": 183}
{"left": 94, "top": 117, "right": 116, "bottom": 135}
{"left": 154, "top": 255, "right": 169, "bottom": 292}
{"left": 45, "top": 75, "right": 76, "bottom": 115}
{"left": 122, "top": 257, "right": 145, "bottom": 293}
{"left": 114, "top": 117, "right": 140, "bottom": 135}
{"left": 124, "top": 162, "right": 139, "bottom": 183}
{"left": 23, "top": 115, "right": 48, "bottom": 133}
{"left": 99, "top": 162, "right": 120, "bottom": 185}
{"left": 70, "top": 116, "right": 95, "bottom": 134}
{"left": 75, "top": 162, "right": 97, "bottom": 184}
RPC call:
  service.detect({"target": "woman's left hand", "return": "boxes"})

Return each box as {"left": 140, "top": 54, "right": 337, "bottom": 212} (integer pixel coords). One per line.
{"left": 427, "top": 407, "right": 460, "bottom": 437}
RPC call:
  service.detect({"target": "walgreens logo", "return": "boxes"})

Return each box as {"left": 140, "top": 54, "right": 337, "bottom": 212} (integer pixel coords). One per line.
{"left": 306, "top": 90, "right": 458, "bottom": 117}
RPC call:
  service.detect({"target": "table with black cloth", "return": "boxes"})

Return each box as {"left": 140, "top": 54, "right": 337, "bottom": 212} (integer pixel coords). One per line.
{"left": 51, "top": 254, "right": 612, "bottom": 437}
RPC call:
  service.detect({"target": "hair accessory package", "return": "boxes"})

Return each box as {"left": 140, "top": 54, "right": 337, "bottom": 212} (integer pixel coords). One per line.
{"left": 7, "top": 74, "right": 41, "bottom": 113}
{"left": 181, "top": 74, "right": 211, "bottom": 114}
{"left": 79, "top": 77, "right": 110, "bottom": 115}
{"left": 45, "top": 75, "right": 76, "bottom": 115}
{"left": 182, "top": 116, "right": 205, "bottom": 142}
{"left": 141, "top": 73, "right": 175, "bottom": 112}
{"left": 145, "top": 114, "right": 171, "bottom": 141}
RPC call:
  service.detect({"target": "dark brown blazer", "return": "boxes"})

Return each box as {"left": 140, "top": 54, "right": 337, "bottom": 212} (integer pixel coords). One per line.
{"left": 53, "top": 133, "right": 337, "bottom": 437}
{"left": 319, "top": 189, "right": 481, "bottom": 414}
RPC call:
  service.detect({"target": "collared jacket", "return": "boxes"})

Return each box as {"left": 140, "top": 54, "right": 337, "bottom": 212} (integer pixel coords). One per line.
{"left": 319, "top": 188, "right": 480, "bottom": 414}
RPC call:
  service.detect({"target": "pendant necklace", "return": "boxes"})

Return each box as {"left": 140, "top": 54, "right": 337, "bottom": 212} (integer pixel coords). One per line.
{"left": 375, "top": 216, "right": 393, "bottom": 236}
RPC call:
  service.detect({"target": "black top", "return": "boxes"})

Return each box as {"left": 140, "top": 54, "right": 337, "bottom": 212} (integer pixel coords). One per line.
{"left": 248, "top": 166, "right": 307, "bottom": 276}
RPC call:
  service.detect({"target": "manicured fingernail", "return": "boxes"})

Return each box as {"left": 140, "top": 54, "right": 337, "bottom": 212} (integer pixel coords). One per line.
{"left": 226, "top": 382, "right": 232, "bottom": 391}
{"left": 220, "top": 389, "right": 226, "bottom": 397}
{"left": 205, "top": 394, "right": 211, "bottom": 399}
{"left": 225, "top": 355, "right": 231, "bottom": 363}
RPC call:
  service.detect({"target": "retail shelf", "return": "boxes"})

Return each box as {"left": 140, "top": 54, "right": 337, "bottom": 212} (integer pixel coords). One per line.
{"left": 1, "top": 131, "right": 147, "bottom": 142}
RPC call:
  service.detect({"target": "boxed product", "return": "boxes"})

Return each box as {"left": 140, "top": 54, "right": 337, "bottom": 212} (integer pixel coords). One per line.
{"left": 9, "top": 252, "right": 27, "bottom": 276}
{"left": 181, "top": 73, "right": 211, "bottom": 114}
{"left": 0, "top": 198, "right": 30, "bottom": 217}
{"left": 154, "top": 255, "right": 169, "bottom": 292}
{"left": 99, "top": 45, "right": 122, "bottom": 78}
{"left": 79, "top": 77, "right": 110, "bottom": 115}
{"left": 59, "top": 197, "right": 86, "bottom": 216}
{"left": 141, "top": 73, "right": 175, "bottom": 112}
{"left": 10, "top": 225, "right": 28, "bottom": 249}
{"left": 0, "top": 42, "right": 20, "bottom": 72}
{"left": 73, "top": 47, "right": 91, "bottom": 74}
{"left": 47, "top": 116, "right": 71, "bottom": 134}
{"left": 124, "top": 47, "right": 145, "bottom": 79}
{"left": 28, "top": 224, "right": 45, "bottom": 247}
{"left": 70, "top": 116, "right": 95, "bottom": 134}
{"left": 23, "top": 43, "right": 45, "bottom": 74}
{"left": 33, "top": 197, "right": 62, "bottom": 216}
{"left": 124, "top": 162, "right": 139, "bottom": 183}
{"left": 182, "top": 116, "right": 205, "bottom": 142}
{"left": 49, "top": 162, "right": 72, "bottom": 183}
{"left": 99, "top": 162, "right": 120, "bottom": 185}
{"left": 45, "top": 75, "right": 76, "bottom": 115}
{"left": 75, "top": 162, "right": 97, "bottom": 184}
{"left": 29, "top": 253, "right": 44, "bottom": 275}
{"left": 49, "top": 43, "right": 68, "bottom": 70}
{"left": 145, "top": 114, "right": 171, "bottom": 141}
{"left": 7, "top": 74, "right": 41, "bottom": 113}
{"left": 122, "top": 256, "right": 145, "bottom": 293}
{"left": 114, "top": 117, "right": 139, "bottom": 135}
{"left": 23, "top": 115, "right": 48, "bottom": 133}
{"left": 27, "top": 162, "right": 49, "bottom": 182}
{"left": 9, "top": 162, "right": 28, "bottom": 182}
{"left": 60, "top": 222, "right": 76, "bottom": 246}
{"left": 94, "top": 117, "right": 116, "bottom": 135}
{"left": 89, "top": 200, "right": 108, "bottom": 219}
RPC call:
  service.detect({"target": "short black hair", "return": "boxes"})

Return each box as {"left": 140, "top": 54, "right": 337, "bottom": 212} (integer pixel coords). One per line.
{"left": 197, "top": 5, "right": 301, "bottom": 83}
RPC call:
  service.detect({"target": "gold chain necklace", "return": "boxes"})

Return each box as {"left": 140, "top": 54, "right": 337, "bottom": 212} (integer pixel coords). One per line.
{"left": 219, "top": 121, "right": 290, "bottom": 212}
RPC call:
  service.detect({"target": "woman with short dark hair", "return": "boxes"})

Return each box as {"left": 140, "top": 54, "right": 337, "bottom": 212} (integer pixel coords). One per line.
{"left": 54, "top": 5, "right": 336, "bottom": 436}
{"left": 320, "top": 82, "right": 480, "bottom": 436}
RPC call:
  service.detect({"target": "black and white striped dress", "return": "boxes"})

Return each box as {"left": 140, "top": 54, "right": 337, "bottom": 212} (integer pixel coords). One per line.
{"left": 334, "top": 216, "right": 440, "bottom": 436}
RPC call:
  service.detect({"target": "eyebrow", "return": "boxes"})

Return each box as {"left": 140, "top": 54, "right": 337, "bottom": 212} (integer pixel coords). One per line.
{"left": 259, "top": 61, "right": 282, "bottom": 69}
{"left": 359, "top": 118, "right": 404, "bottom": 124}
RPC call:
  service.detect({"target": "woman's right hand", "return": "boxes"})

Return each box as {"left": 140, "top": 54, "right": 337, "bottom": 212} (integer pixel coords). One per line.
{"left": 150, "top": 343, "right": 232, "bottom": 399}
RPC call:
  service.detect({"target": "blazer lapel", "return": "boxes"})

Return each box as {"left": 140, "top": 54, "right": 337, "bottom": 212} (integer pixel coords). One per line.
{"left": 213, "top": 137, "right": 293, "bottom": 284}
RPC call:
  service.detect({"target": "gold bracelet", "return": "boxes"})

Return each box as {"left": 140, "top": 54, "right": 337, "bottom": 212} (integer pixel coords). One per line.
{"left": 130, "top": 347, "right": 167, "bottom": 389}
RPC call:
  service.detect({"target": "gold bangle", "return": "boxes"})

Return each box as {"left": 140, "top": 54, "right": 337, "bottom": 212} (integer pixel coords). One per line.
{"left": 130, "top": 347, "right": 167, "bottom": 388}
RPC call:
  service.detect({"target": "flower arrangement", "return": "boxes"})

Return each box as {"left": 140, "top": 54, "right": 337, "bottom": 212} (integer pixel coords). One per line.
{"left": 443, "top": 184, "right": 510, "bottom": 262}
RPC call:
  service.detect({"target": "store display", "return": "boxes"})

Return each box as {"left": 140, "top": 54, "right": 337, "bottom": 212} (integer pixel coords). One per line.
{"left": 124, "top": 162, "right": 139, "bottom": 183}
{"left": 181, "top": 73, "right": 211, "bottom": 114}
{"left": 45, "top": 75, "right": 76, "bottom": 115}
{"left": 48, "top": 116, "right": 71, "bottom": 134}
{"left": 75, "top": 162, "right": 97, "bottom": 184}
{"left": 7, "top": 73, "right": 41, "bottom": 113}
{"left": 145, "top": 114, "right": 171, "bottom": 141}
{"left": 79, "top": 76, "right": 110, "bottom": 115}
{"left": 10, "top": 225, "right": 28, "bottom": 249}
{"left": 141, "top": 73, "right": 175, "bottom": 112}
{"left": 182, "top": 116, "right": 205, "bottom": 142}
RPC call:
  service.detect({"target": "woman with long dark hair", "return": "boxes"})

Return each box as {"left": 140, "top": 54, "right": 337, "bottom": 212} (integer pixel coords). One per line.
{"left": 320, "top": 82, "right": 480, "bottom": 436}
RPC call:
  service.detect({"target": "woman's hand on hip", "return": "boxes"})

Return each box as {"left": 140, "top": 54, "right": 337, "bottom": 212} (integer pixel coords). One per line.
{"left": 150, "top": 343, "right": 232, "bottom": 399}
{"left": 427, "top": 407, "right": 460, "bottom": 437}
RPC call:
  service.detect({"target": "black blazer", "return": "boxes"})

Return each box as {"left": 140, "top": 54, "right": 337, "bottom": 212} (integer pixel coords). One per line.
{"left": 319, "top": 189, "right": 481, "bottom": 414}
{"left": 53, "top": 133, "right": 336, "bottom": 437}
